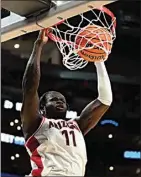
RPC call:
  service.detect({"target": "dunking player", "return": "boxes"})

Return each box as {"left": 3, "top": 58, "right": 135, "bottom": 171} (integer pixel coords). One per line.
{"left": 21, "top": 30, "right": 112, "bottom": 176}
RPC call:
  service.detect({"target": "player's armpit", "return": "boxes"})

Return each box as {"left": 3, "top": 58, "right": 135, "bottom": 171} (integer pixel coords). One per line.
{"left": 77, "top": 99, "right": 110, "bottom": 135}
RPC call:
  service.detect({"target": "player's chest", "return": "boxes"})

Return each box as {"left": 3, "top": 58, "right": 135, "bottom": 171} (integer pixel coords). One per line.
{"left": 45, "top": 120, "right": 84, "bottom": 148}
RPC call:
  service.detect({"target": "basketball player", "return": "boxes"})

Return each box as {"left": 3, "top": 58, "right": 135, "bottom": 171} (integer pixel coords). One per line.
{"left": 21, "top": 29, "right": 112, "bottom": 176}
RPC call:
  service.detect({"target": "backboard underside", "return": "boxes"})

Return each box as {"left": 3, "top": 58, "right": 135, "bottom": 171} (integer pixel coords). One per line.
{"left": 1, "top": 1, "right": 116, "bottom": 42}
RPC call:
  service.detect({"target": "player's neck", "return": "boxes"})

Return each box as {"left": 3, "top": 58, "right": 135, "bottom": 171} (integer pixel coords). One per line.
{"left": 46, "top": 112, "right": 66, "bottom": 120}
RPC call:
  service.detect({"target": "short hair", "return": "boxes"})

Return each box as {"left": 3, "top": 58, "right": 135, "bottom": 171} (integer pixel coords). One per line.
{"left": 40, "top": 91, "right": 68, "bottom": 113}
{"left": 40, "top": 91, "right": 52, "bottom": 109}
{"left": 40, "top": 91, "right": 66, "bottom": 108}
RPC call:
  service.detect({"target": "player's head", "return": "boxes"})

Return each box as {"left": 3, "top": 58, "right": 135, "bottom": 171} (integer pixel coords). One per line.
{"left": 40, "top": 91, "right": 67, "bottom": 119}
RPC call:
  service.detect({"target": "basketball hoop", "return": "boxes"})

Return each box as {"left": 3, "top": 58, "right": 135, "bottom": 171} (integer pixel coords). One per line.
{"left": 47, "top": 6, "right": 116, "bottom": 70}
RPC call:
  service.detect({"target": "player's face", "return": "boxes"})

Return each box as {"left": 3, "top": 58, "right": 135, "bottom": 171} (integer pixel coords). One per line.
{"left": 45, "top": 92, "right": 67, "bottom": 119}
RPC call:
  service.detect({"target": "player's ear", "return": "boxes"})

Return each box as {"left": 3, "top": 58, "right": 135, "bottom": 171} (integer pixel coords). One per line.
{"left": 40, "top": 105, "right": 46, "bottom": 117}
{"left": 39, "top": 93, "right": 47, "bottom": 116}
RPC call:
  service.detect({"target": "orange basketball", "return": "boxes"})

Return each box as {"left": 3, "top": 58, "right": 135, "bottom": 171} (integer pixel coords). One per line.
{"left": 75, "top": 25, "right": 113, "bottom": 62}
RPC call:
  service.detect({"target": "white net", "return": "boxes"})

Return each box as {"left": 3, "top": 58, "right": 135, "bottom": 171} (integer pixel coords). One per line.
{"left": 47, "top": 7, "right": 116, "bottom": 70}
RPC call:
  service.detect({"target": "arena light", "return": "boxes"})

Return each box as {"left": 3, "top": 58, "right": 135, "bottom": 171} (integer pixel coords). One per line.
{"left": 66, "top": 110, "right": 78, "bottom": 119}
{"left": 124, "top": 151, "right": 141, "bottom": 159}
{"left": 17, "top": 126, "right": 21, "bottom": 130}
{"left": 136, "top": 168, "right": 141, "bottom": 174}
{"left": 4, "top": 100, "right": 13, "bottom": 109}
{"left": 14, "top": 43, "right": 20, "bottom": 49}
{"left": 14, "top": 119, "right": 19, "bottom": 123}
{"left": 108, "top": 134, "right": 113, "bottom": 139}
{"left": 100, "top": 119, "right": 119, "bottom": 127}
{"left": 109, "top": 166, "right": 114, "bottom": 171}
{"left": 15, "top": 153, "right": 20, "bottom": 158}
{"left": 15, "top": 102, "right": 22, "bottom": 111}
{"left": 11, "top": 156, "right": 15, "bottom": 160}
{"left": 1, "top": 133, "right": 25, "bottom": 146}
{"left": 14, "top": 135, "right": 25, "bottom": 145}
{"left": 1, "top": 133, "right": 14, "bottom": 144}
{"left": 10, "top": 122, "right": 14, "bottom": 126}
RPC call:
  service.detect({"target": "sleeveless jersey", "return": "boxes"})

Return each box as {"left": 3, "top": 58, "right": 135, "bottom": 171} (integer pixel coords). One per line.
{"left": 25, "top": 117, "right": 87, "bottom": 176}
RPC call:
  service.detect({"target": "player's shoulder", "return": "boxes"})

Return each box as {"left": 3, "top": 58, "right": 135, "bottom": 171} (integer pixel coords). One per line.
{"left": 66, "top": 117, "right": 81, "bottom": 128}
{"left": 69, "top": 117, "right": 80, "bottom": 124}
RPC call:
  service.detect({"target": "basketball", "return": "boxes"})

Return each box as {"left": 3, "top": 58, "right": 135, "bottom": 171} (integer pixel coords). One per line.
{"left": 75, "top": 25, "right": 113, "bottom": 62}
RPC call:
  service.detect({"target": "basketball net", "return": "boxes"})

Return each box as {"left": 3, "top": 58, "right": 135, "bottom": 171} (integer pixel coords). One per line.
{"left": 47, "top": 6, "right": 116, "bottom": 70}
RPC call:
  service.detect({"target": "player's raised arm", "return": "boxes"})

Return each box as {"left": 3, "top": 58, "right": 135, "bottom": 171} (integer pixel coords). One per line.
{"left": 77, "top": 61, "right": 113, "bottom": 135}
{"left": 21, "top": 30, "right": 48, "bottom": 138}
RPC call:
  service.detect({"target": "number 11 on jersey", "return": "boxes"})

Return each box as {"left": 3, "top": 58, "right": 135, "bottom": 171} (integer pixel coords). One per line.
{"left": 62, "top": 130, "right": 77, "bottom": 146}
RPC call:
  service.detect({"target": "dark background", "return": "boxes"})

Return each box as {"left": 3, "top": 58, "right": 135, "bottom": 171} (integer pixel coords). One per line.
{"left": 1, "top": 1, "right": 140, "bottom": 177}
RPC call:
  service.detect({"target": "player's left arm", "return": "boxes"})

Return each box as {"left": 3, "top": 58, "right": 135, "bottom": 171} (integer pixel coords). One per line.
{"left": 77, "top": 61, "right": 113, "bottom": 135}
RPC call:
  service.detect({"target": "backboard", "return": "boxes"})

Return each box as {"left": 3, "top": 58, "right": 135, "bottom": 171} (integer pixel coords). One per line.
{"left": 1, "top": 0, "right": 116, "bottom": 42}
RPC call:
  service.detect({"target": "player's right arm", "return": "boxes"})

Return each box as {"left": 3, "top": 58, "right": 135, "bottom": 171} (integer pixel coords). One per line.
{"left": 20, "top": 30, "right": 48, "bottom": 139}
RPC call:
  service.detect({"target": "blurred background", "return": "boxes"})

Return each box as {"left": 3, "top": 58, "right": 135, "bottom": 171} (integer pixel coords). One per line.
{"left": 1, "top": 1, "right": 140, "bottom": 177}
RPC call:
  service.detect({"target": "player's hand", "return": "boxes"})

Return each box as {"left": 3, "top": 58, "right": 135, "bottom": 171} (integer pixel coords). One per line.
{"left": 36, "top": 29, "right": 49, "bottom": 46}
